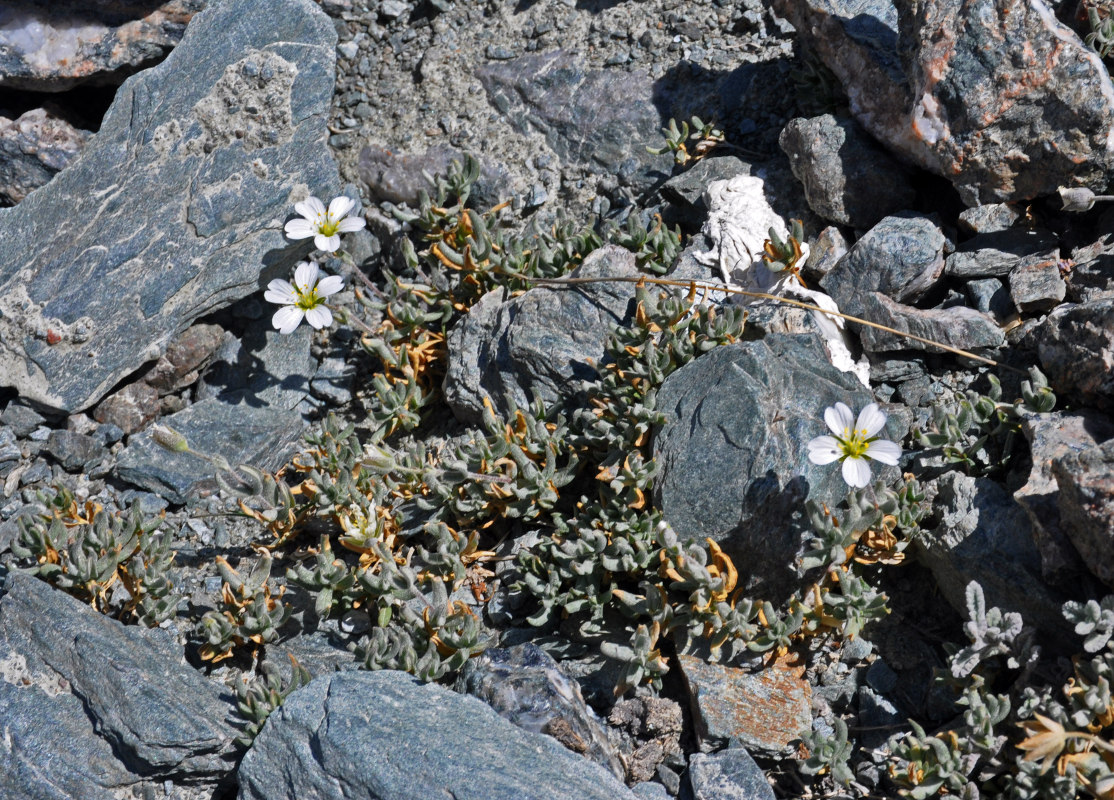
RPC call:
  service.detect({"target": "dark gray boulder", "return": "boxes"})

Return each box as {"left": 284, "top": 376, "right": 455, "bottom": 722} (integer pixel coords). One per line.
{"left": 444, "top": 245, "right": 639, "bottom": 425}
{"left": 1067, "top": 237, "right": 1114, "bottom": 304}
{"left": 773, "top": 0, "right": 1114, "bottom": 204}
{"left": 1053, "top": 439, "right": 1114, "bottom": 590}
{"left": 1009, "top": 254, "right": 1067, "bottom": 312}
{"left": 653, "top": 334, "right": 883, "bottom": 599}
{"left": 0, "top": 572, "right": 239, "bottom": 791}
{"left": 237, "top": 670, "right": 642, "bottom": 800}
{"left": 1036, "top": 297, "right": 1114, "bottom": 412}
{"left": 0, "top": 0, "right": 339, "bottom": 413}
{"left": 945, "top": 229, "right": 1060, "bottom": 279}
{"left": 0, "top": 1, "right": 205, "bottom": 92}
{"left": 779, "top": 114, "right": 915, "bottom": 229}
{"left": 0, "top": 108, "right": 90, "bottom": 204}
{"left": 681, "top": 748, "right": 776, "bottom": 800}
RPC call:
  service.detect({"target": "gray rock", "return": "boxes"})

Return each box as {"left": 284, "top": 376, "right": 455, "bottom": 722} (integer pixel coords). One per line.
{"left": 1067, "top": 237, "right": 1114, "bottom": 304}
{"left": 823, "top": 214, "right": 945, "bottom": 306}
{"left": 772, "top": 0, "right": 1114, "bottom": 204}
{"left": 1016, "top": 411, "right": 1114, "bottom": 583}
{"left": 1009, "top": 254, "right": 1067, "bottom": 312}
{"left": 92, "top": 382, "right": 160, "bottom": 435}
{"left": 0, "top": 429, "right": 20, "bottom": 466}
{"left": 444, "top": 245, "right": 639, "bottom": 425}
{"left": 357, "top": 143, "right": 511, "bottom": 208}
{"left": 1054, "top": 439, "right": 1114, "bottom": 590}
{"left": 477, "top": 50, "right": 672, "bottom": 195}
{"left": 681, "top": 748, "right": 775, "bottom": 800}
{"left": 44, "top": 429, "right": 103, "bottom": 471}
{"left": 0, "top": 0, "right": 339, "bottom": 413}
{"left": 609, "top": 696, "right": 685, "bottom": 784}
{"left": 0, "top": 107, "right": 91, "bottom": 205}
{"left": 0, "top": 1, "right": 205, "bottom": 92}
{"left": 1037, "top": 297, "right": 1114, "bottom": 411}
{"left": 779, "top": 114, "right": 915, "bottom": 229}
{"left": 964, "top": 278, "right": 1011, "bottom": 319}
{"left": 958, "top": 204, "right": 1021, "bottom": 235}
{"left": 114, "top": 397, "right": 306, "bottom": 503}
{"left": 0, "top": 400, "right": 47, "bottom": 437}
{"left": 660, "top": 155, "right": 754, "bottom": 213}
{"left": 0, "top": 572, "right": 238, "bottom": 787}
{"left": 633, "top": 783, "right": 671, "bottom": 800}
{"left": 804, "top": 225, "right": 850, "bottom": 282}
{"left": 198, "top": 325, "right": 315, "bottom": 411}
{"left": 309, "top": 356, "right": 354, "bottom": 405}
{"left": 945, "top": 229, "right": 1059, "bottom": 279}
{"left": 143, "top": 322, "right": 226, "bottom": 395}
{"left": 654, "top": 334, "right": 880, "bottom": 599}
{"left": 456, "top": 643, "right": 625, "bottom": 780}
{"left": 857, "top": 685, "right": 903, "bottom": 749}
{"left": 238, "top": 670, "right": 641, "bottom": 800}
{"left": 915, "top": 472, "right": 1071, "bottom": 643}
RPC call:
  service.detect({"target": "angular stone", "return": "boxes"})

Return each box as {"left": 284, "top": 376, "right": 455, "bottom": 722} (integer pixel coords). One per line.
{"left": 683, "top": 748, "right": 776, "bottom": 800}
{"left": 143, "top": 323, "right": 225, "bottom": 395}
{"left": 945, "top": 229, "right": 1059, "bottom": 279}
{"left": 44, "top": 429, "right": 103, "bottom": 471}
{"left": 1009, "top": 254, "right": 1067, "bottom": 312}
{"left": 456, "top": 643, "right": 625, "bottom": 780}
{"left": 779, "top": 114, "right": 915, "bottom": 229}
{"left": 114, "top": 397, "right": 306, "bottom": 503}
{"left": 357, "top": 144, "right": 510, "bottom": 208}
{"left": 1016, "top": 411, "right": 1114, "bottom": 583}
{"left": 444, "top": 245, "right": 638, "bottom": 425}
{"left": 654, "top": 334, "right": 880, "bottom": 600}
{"left": 958, "top": 204, "right": 1020, "bottom": 235}
{"left": 822, "top": 214, "right": 945, "bottom": 306}
{"left": 0, "top": 1, "right": 204, "bottom": 92}
{"left": 0, "top": 0, "right": 339, "bottom": 413}
{"left": 677, "top": 653, "right": 811, "bottom": 753}
{"left": 0, "top": 400, "right": 46, "bottom": 438}
{"left": 1054, "top": 439, "right": 1114, "bottom": 590}
{"left": 238, "top": 671, "right": 641, "bottom": 800}
{"left": 915, "top": 472, "right": 1071, "bottom": 643}
{"left": 964, "top": 278, "right": 1011, "bottom": 318}
{"left": 0, "top": 107, "right": 90, "bottom": 205}
{"left": 198, "top": 325, "right": 315, "bottom": 411}
{"left": 609, "top": 696, "right": 684, "bottom": 784}
{"left": 477, "top": 50, "right": 671, "bottom": 195}
{"left": 0, "top": 572, "right": 239, "bottom": 783}
{"left": 1037, "top": 297, "right": 1114, "bottom": 412}
{"left": 773, "top": 0, "right": 1114, "bottom": 204}
{"left": 1067, "top": 237, "right": 1114, "bottom": 304}
{"left": 93, "top": 381, "right": 160, "bottom": 434}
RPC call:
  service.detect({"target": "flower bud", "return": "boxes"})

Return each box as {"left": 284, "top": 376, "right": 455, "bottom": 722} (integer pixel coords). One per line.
{"left": 1058, "top": 186, "right": 1097, "bottom": 213}
{"left": 361, "top": 443, "right": 396, "bottom": 472}
{"left": 150, "top": 424, "right": 189, "bottom": 453}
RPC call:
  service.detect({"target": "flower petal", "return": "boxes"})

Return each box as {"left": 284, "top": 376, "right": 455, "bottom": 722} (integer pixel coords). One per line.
{"left": 807, "top": 435, "right": 842, "bottom": 465}
{"left": 336, "top": 216, "right": 366, "bottom": 233}
{"left": 316, "top": 274, "right": 344, "bottom": 297}
{"left": 865, "top": 439, "right": 902, "bottom": 466}
{"left": 305, "top": 305, "right": 333, "bottom": 329}
{"left": 272, "top": 306, "right": 304, "bottom": 334}
{"left": 856, "top": 403, "right": 888, "bottom": 438}
{"left": 284, "top": 219, "right": 315, "bottom": 239}
{"left": 842, "top": 457, "right": 872, "bottom": 489}
{"left": 294, "top": 261, "right": 319, "bottom": 291}
{"left": 295, "top": 196, "right": 325, "bottom": 219}
{"left": 315, "top": 233, "right": 341, "bottom": 252}
{"left": 264, "top": 280, "right": 297, "bottom": 305}
{"left": 328, "top": 195, "right": 355, "bottom": 219}
{"left": 825, "top": 402, "right": 854, "bottom": 436}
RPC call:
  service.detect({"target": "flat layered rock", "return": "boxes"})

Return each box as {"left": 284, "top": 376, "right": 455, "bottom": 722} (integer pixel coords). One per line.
{"left": 0, "top": 108, "right": 90, "bottom": 204}
{"left": 0, "top": 0, "right": 339, "bottom": 412}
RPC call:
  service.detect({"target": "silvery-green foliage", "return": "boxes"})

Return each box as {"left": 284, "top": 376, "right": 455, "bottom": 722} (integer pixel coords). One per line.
{"left": 1005, "top": 757, "right": 1080, "bottom": 800}
{"left": 797, "top": 717, "right": 855, "bottom": 786}
{"left": 1086, "top": 4, "right": 1114, "bottom": 59}
{"left": 1063, "top": 596, "right": 1114, "bottom": 654}
{"left": 197, "top": 553, "right": 292, "bottom": 662}
{"left": 949, "top": 581, "right": 1029, "bottom": 679}
{"left": 600, "top": 621, "right": 670, "bottom": 692}
{"left": 888, "top": 720, "right": 978, "bottom": 799}
{"left": 914, "top": 370, "right": 1056, "bottom": 475}
{"left": 235, "top": 656, "right": 312, "bottom": 746}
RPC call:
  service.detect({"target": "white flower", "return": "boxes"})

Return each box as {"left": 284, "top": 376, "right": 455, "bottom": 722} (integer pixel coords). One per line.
{"left": 807, "top": 402, "right": 902, "bottom": 489}
{"left": 284, "top": 195, "right": 365, "bottom": 252}
{"left": 264, "top": 260, "right": 344, "bottom": 334}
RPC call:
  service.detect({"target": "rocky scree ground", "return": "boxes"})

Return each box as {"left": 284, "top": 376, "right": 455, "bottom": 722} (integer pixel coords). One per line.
{"left": 1, "top": 0, "right": 1114, "bottom": 799}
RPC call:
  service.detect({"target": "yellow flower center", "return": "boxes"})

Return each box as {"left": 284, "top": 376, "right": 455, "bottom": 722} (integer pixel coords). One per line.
{"left": 316, "top": 212, "right": 340, "bottom": 237}
{"left": 295, "top": 286, "right": 323, "bottom": 311}
{"left": 839, "top": 427, "right": 872, "bottom": 459}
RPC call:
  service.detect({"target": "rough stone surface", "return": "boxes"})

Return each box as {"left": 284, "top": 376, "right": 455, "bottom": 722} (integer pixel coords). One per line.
{"left": 1009, "top": 254, "right": 1067, "bottom": 312}
{"left": 238, "top": 670, "right": 641, "bottom": 800}
{"left": 0, "top": 0, "right": 339, "bottom": 413}
{"left": 445, "top": 245, "right": 639, "bottom": 425}
{"left": 609, "top": 696, "right": 685, "bottom": 784}
{"left": 682, "top": 748, "right": 776, "bottom": 800}
{"left": 945, "top": 229, "right": 1060, "bottom": 279}
{"left": 1067, "top": 237, "right": 1114, "bottom": 304}
{"left": 114, "top": 397, "right": 305, "bottom": 503}
{"left": 44, "top": 429, "right": 103, "bottom": 471}
{"left": 778, "top": 114, "right": 915, "bottom": 229}
{"left": 916, "top": 472, "right": 1071, "bottom": 643}
{"left": 958, "top": 204, "right": 1020, "bottom": 235}
{"left": 93, "top": 381, "right": 160, "bottom": 434}
{"left": 144, "top": 322, "right": 226, "bottom": 395}
{"left": 357, "top": 144, "right": 510, "bottom": 208}
{"left": 1054, "top": 439, "right": 1114, "bottom": 590}
{"left": 773, "top": 0, "right": 1114, "bottom": 204}
{"left": 677, "top": 653, "right": 811, "bottom": 753}
{"left": 1037, "top": 297, "right": 1114, "bottom": 412}
{"left": 456, "top": 643, "right": 625, "bottom": 780}
{"left": 0, "top": 1, "right": 204, "bottom": 91}
{"left": 964, "top": 278, "right": 1012, "bottom": 319}
{"left": 654, "top": 334, "right": 881, "bottom": 600}
{"left": 1017, "top": 411, "right": 1114, "bottom": 584}
{"left": 0, "top": 572, "right": 239, "bottom": 787}
{"left": 199, "top": 325, "right": 315, "bottom": 411}
{"left": 0, "top": 107, "right": 90, "bottom": 205}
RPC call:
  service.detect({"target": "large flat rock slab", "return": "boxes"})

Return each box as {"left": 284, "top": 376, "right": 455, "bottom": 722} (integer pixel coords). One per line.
{"left": 0, "top": 0, "right": 339, "bottom": 413}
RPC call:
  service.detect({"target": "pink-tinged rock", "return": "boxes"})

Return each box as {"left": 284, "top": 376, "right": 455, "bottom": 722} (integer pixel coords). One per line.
{"left": 0, "top": 108, "right": 90, "bottom": 204}
{"left": 677, "top": 653, "right": 811, "bottom": 753}
{"left": 0, "top": 1, "right": 205, "bottom": 92}
{"left": 774, "top": 0, "right": 1114, "bottom": 205}
{"left": 92, "top": 381, "right": 159, "bottom": 434}
{"left": 143, "top": 323, "right": 224, "bottom": 395}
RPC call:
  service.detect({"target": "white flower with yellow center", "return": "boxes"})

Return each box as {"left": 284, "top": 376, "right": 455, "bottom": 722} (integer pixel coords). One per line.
{"left": 264, "top": 261, "right": 344, "bottom": 334}
{"left": 807, "top": 402, "right": 901, "bottom": 489}
{"left": 284, "top": 195, "right": 366, "bottom": 252}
